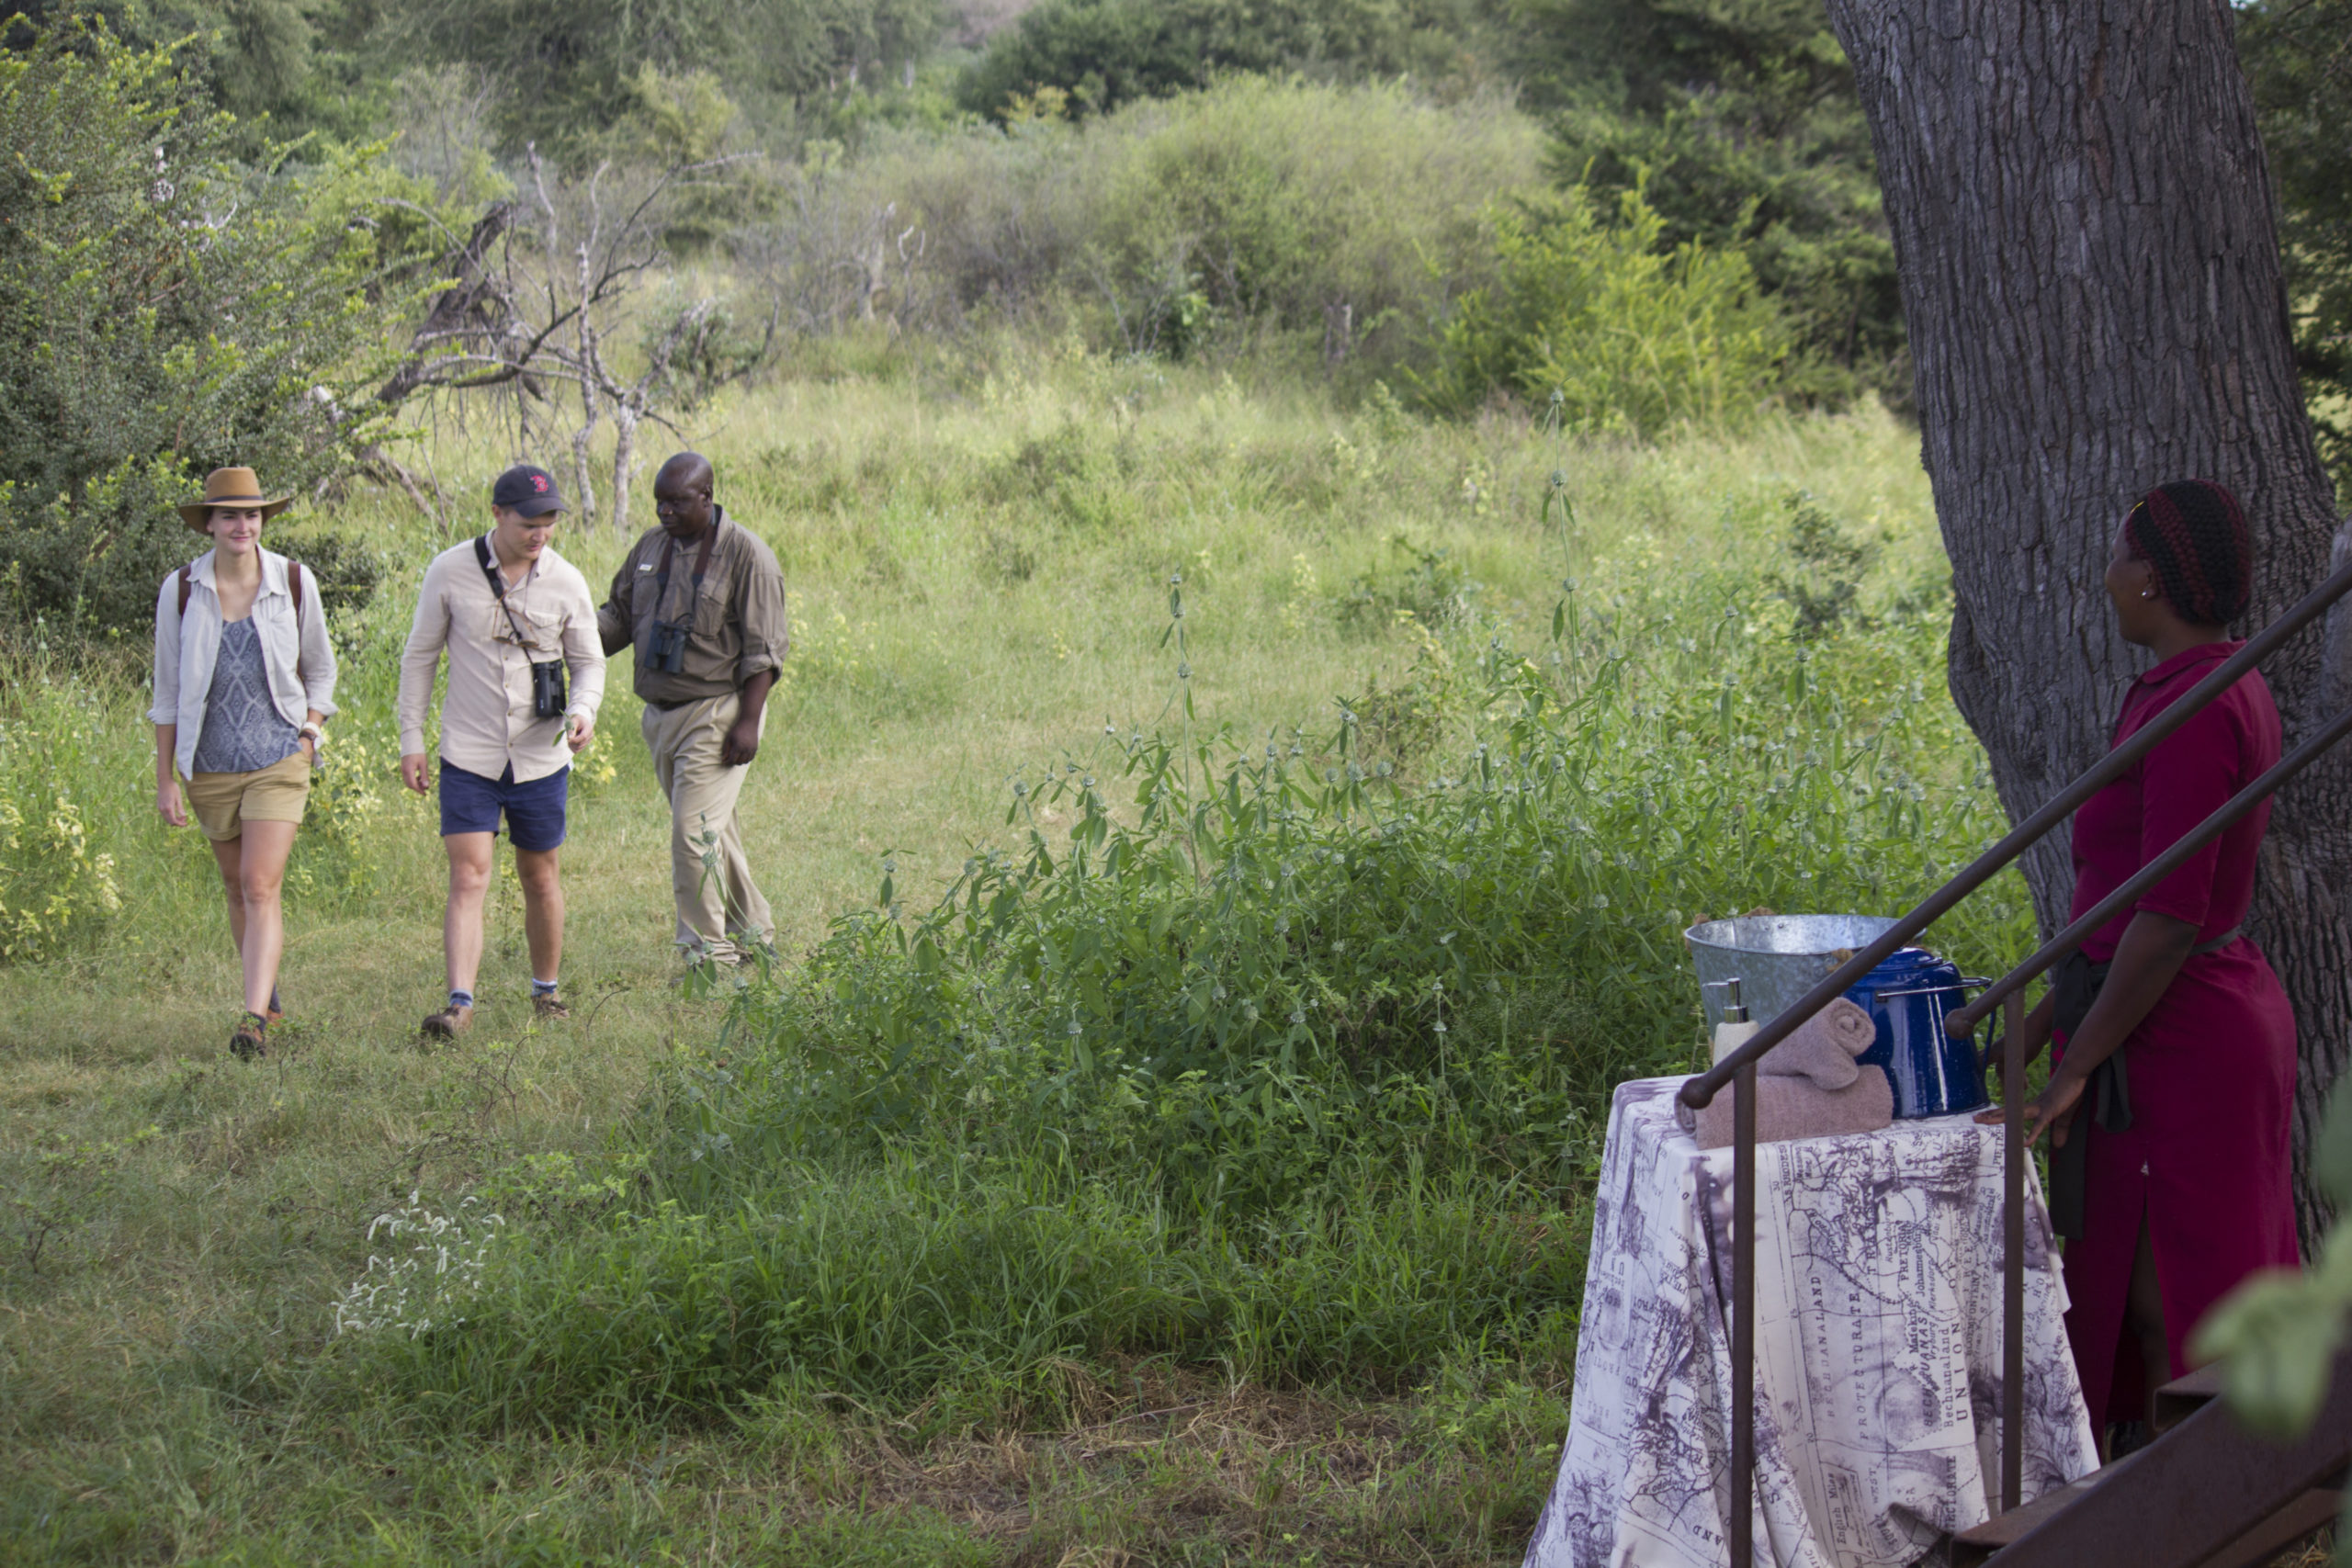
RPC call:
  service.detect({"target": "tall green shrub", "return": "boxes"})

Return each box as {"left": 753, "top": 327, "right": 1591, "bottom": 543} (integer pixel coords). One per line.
{"left": 0, "top": 17, "right": 405, "bottom": 638}
{"left": 0, "top": 667, "right": 124, "bottom": 961}
{"left": 1417, "top": 186, "right": 1791, "bottom": 432}
{"left": 759, "top": 79, "right": 1540, "bottom": 370}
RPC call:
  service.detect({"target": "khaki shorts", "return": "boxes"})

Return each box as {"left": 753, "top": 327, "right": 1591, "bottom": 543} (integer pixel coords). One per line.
{"left": 186, "top": 751, "right": 311, "bottom": 841}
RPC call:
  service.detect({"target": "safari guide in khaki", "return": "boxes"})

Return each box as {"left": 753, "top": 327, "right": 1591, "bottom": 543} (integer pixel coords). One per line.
{"left": 597, "top": 451, "right": 788, "bottom": 971}
{"left": 151, "top": 467, "right": 338, "bottom": 1062}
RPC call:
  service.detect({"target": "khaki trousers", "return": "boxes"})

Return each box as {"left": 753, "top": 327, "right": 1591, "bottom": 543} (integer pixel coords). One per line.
{"left": 641, "top": 691, "right": 772, "bottom": 963}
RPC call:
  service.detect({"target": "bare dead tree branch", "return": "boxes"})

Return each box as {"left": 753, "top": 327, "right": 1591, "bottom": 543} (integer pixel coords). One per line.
{"left": 371, "top": 148, "right": 773, "bottom": 530}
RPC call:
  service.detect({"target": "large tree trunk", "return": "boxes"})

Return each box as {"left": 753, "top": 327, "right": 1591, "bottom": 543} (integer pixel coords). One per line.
{"left": 1821, "top": 0, "right": 2352, "bottom": 1248}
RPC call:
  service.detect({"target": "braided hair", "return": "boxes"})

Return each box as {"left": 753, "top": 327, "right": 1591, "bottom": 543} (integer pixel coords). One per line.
{"left": 2124, "top": 479, "right": 2254, "bottom": 626}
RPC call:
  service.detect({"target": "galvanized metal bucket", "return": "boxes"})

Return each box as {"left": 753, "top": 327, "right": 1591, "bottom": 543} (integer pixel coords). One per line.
{"left": 1684, "top": 914, "right": 1902, "bottom": 1032}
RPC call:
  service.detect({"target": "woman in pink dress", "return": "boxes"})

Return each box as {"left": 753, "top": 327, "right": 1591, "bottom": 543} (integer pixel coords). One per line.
{"left": 1988, "top": 479, "right": 2300, "bottom": 1454}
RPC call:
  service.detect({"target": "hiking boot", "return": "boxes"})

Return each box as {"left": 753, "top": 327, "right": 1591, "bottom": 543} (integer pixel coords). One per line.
{"left": 266, "top": 987, "right": 285, "bottom": 1027}
{"left": 420, "top": 1002, "right": 473, "bottom": 1040}
{"left": 532, "top": 992, "right": 571, "bottom": 1021}
{"left": 230, "top": 1014, "right": 268, "bottom": 1061}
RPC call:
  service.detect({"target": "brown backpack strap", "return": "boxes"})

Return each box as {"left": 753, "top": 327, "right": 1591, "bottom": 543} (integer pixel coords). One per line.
{"left": 177, "top": 564, "right": 193, "bottom": 618}
{"left": 288, "top": 560, "right": 305, "bottom": 631}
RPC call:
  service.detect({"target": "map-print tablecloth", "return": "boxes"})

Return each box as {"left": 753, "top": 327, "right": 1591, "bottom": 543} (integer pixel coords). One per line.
{"left": 1523, "top": 1077, "right": 2099, "bottom": 1568}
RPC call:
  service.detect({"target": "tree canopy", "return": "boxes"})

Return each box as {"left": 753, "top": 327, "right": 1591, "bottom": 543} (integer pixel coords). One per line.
{"left": 0, "top": 15, "right": 410, "bottom": 634}
{"left": 2238, "top": 0, "right": 2352, "bottom": 500}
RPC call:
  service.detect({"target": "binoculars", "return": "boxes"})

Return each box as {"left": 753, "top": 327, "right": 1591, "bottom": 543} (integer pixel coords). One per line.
{"left": 645, "top": 617, "right": 692, "bottom": 675}
{"left": 529, "top": 657, "right": 568, "bottom": 719}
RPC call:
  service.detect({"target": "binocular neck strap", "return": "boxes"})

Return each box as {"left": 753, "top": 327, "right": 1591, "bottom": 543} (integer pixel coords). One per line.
{"left": 655, "top": 523, "right": 718, "bottom": 624}
{"left": 475, "top": 534, "right": 537, "bottom": 651}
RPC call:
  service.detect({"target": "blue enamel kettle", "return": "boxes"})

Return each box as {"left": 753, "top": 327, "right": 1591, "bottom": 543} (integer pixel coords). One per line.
{"left": 1845, "top": 947, "right": 1987, "bottom": 1119}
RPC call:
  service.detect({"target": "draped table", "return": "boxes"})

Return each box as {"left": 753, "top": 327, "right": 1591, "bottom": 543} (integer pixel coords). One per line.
{"left": 1523, "top": 1077, "right": 2100, "bottom": 1568}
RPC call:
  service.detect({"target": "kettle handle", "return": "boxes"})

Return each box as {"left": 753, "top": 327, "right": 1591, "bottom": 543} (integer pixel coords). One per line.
{"left": 1870, "top": 975, "right": 1993, "bottom": 1001}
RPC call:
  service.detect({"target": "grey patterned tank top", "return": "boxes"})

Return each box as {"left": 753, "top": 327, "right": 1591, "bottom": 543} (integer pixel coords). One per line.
{"left": 190, "top": 617, "right": 300, "bottom": 774}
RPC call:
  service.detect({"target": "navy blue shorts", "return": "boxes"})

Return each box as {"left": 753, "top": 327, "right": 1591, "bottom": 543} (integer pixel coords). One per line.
{"left": 438, "top": 762, "right": 569, "bottom": 852}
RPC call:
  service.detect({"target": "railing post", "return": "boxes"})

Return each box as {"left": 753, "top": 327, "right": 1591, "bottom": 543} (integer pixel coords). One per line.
{"left": 1733, "top": 1059, "right": 1758, "bottom": 1565}
{"left": 2002, "top": 988, "right": 2025, "bottom": 1514}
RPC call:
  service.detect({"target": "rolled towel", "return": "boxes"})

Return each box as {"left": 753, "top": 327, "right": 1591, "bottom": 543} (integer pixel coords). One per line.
{"left": 1756, "top": 997, "right": 1877, "bottom": 1091}
{"left": 1675, "top": 1067, "right": 1894, "bottom": 1150}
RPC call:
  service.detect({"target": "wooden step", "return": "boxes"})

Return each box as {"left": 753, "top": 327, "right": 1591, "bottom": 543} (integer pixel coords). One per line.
{"left": 2192, "top": 1487, "right": 2339, "bottom": 1568}
{"left": 1950, "top": 1451, "right": 2144, "bottom": 1568}
{"left": 1952, "top": 1461, "right": 2337, "bottom": 1567}
{"left": 2155, "top": 1365, "right": 2227, "bottom": 1434}
{"left": 1956, "top": 1366, "right": 2268, "bottom": 1567}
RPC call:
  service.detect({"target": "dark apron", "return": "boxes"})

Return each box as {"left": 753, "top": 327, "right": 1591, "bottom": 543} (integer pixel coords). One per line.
{"left": 2044, "top": 928, "right": 2240, "bottom": 1241}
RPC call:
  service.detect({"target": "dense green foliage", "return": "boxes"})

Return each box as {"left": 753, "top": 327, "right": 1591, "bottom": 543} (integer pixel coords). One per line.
{"left": 5, "top": 0, "right": 949, "bottom": 154}
{"left": 957, "top": 0, "right": 1504, "bottom": 121}
{"left": 371, "top": 0, "right": 944, "bottom": 154}
{"left": 1, "top": 0, "right": 384, "bottom": 147}
{"left": 1415, "top": 186, "right": 1790, "bottom": 427}
{"left": 0, "top": 18, "right": 412, "bottom": 637}
{"left": 1528, "top": 0, "right": 1902, "bottom": 409}
{"left": 2238, "top": 0, "right": 2352, "bottom": 501}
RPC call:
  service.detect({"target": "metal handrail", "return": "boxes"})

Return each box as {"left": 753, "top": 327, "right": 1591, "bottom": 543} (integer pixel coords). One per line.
{"left": 1944, "top": 696, "right": 2352, "bottom": 1038}
{"left": 1679, "top": 554, "right": 2352, "bottom": 1568}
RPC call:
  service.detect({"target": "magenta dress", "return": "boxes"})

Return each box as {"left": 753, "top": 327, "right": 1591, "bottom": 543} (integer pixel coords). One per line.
{"left": 2059, "top": 640, "right": 2301, "bottom": 1426}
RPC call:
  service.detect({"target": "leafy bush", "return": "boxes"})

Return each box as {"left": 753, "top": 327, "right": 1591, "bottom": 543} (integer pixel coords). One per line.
{"left": 1416, "top": 186, "right": 1792, "bottom": 431}
{"left": 0, "top": 17, "right": 408, "bottom": 639}
{"left": 1770, "top": 490, "right": 1881, "bottom": 641}
{"left": 693, "top": 565, "right": 2018, "bottom": 1209}
{"left": 1337, "top": 536, "right": 1483, "bottom": 631}
{"left": 1551, "top": 103, "right": 1902, "bottom": 410}
{"left": 752, "top": 77, "right": 1540, "bottom": 374}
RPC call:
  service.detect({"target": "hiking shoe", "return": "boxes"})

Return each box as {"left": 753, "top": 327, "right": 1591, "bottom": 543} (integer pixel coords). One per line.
{"left": 266, "top": 987, "right": 285, "bottom": 1027}
{"left": 420, "top": 1002, "right": 473, "bottom": 1040}
{"left": 231, "top": 1014, "right": 268, "bottom": 1061}
{"left": 532, "top": 992, "right": 571, "bottom": 1021}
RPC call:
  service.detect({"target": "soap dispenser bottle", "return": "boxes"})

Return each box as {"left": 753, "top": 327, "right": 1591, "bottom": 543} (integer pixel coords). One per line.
{"left": 1705, "top": 978, "right": 1759, "bottom": 1066}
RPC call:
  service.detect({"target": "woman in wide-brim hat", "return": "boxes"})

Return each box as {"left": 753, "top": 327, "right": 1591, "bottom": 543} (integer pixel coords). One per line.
{"left": 151, "top": 467, "right": 338, "bottom": 1060}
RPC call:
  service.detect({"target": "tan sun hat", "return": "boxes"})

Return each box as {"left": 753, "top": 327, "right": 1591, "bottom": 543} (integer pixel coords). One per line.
{"left": 177, "top": 467, "right": 293, "bottom": 532}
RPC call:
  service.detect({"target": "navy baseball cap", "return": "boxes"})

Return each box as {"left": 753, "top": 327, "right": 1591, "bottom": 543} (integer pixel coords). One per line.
{"left": 492, "top": 464, "right": 565, "bottom": 518}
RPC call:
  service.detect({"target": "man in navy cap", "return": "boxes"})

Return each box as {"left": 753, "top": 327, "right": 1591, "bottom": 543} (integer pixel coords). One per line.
{"left": 398, "top": 464, "right": 607, "bottom": 1037}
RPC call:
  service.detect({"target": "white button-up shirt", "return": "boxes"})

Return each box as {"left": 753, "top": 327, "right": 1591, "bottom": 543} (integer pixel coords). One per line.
{"left": 150, "top": 547, "right": 340, "bottom": 779}
{"left": 398, "top": 536, "right": 606, "bottom": 784}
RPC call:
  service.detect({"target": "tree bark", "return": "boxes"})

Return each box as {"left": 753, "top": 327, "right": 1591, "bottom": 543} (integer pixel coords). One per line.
{"left": 1821, "top": 0, "right": 2352, "bottom": 1248}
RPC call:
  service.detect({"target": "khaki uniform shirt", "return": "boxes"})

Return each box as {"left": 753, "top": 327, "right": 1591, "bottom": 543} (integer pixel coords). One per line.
{"left": 399, "top": 537, "right": 606, "bottom": 784}
{"left": 596, "top": 508, "right": 788, "bottom": 705}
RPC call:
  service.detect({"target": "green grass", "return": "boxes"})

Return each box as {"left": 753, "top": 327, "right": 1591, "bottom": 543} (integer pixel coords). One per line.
{"left": 0, "top": 342, "right": 2007, "bottom": 1563}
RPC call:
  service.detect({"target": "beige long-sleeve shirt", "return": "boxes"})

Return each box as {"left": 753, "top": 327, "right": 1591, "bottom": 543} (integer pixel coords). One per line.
{"left": 399, "top": 536, "right": 606, "bottom": 784}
